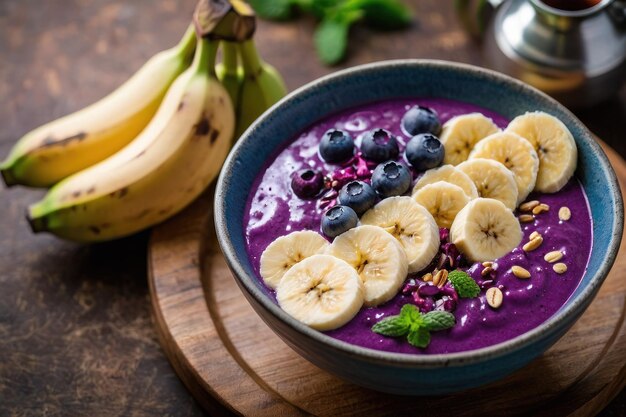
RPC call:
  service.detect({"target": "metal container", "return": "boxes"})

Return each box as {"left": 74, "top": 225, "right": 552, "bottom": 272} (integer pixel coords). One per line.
{"left": 484, "top": 0, "right": 626, "bottom": 107}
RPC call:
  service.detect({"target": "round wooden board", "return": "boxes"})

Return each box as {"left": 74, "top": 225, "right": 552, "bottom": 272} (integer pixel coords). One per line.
{"left": 148, "top": 142, "right": 626, "bottom": 417}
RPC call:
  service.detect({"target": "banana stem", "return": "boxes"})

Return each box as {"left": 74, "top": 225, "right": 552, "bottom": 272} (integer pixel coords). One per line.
{"left": 221, "top": 41, "right": 239, "bottom": 75}
{"left": 176, "top": 24, "right": 198, "bottom": 61}
{"left": 238, "top": 39, "right": 263, "bottom": 76}
{"left": 193, "top": 38, "right": 219, "bottom": 78}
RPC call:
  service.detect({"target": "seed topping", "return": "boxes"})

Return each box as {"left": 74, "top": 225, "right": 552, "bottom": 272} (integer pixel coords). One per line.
{"left": 559, "top": 206, "right": 571, "bottom": 221}
{"left": 519, "top": 214, "right": 534, "bottom": 223}
{"left": 486, "top": 287, "right": 503, "bottom": 308}
{"left": 512, "top": 265, "right": 531, "bottom": 279}
{"left": 544, "top": 250, "right": 563, "bottom": 263}
{"left": 532, "top": 203, "right": 550, "bottom": 215}
{"left": 519, "top": 200, "right": 540, "bottom": 212}
{"left": 553, "top": 263, "right": 567, "bottom": 274}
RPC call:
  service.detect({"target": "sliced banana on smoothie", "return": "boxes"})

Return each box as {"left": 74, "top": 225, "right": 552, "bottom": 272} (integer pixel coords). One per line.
{"left": 457, "top": 158, "right": 519, "bottom": 210}
{"left": 260, "top": 230, "right": 330, "bottom": 289}
{"left": 412, "top": 164, "right": 479, "bottom": 199}
{"left": 469, "top": 131, "right": 539, "bottom": 205}
{"left": 450, "top": 198, "right": 522, "bottom": 262}
{"left": 506, "top": 111, "right": 578, "bottom": 193}
{"left": 361, "top": 197, "right": 440, "bottom": 274}
{"left": 413, "top": 181, "right": 471, "bottom": 228}
{"left": 276, "top": 254, "right": 364, "bottom": 331}
{"left": 440, "top": 113, "right": 501, "bottom": 165}
{"left": 327, "top": 225, "right": 408, "bottom": 307}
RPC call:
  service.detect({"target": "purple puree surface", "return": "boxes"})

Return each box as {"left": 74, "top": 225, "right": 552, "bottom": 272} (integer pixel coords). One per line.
{"left": 243, "top": 98, "right": 593, "bottom": 354}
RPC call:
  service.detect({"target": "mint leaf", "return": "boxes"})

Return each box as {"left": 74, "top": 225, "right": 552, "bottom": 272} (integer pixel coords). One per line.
{"left": 400, "top": 303, "right": 422, "bottom": 323}
{"left": 353, "top": 0, "right": 413, "bottom": 30}
{"left": 407, "top": 327, "right": 431, "bottom": 348}
{"left": 423, "top": 311, "right": 456, "bottom": 331}
{"left": 314, "top": 17, "right": 349, "bottom": 65}
{"left": 448, "top": 270, "right": 481, "bottom": 298}
{"left": 248, "top": 0, "right": 294, "bottom": 20}
{"left": 372, "top": 315, "right": 410, "bottom": 337}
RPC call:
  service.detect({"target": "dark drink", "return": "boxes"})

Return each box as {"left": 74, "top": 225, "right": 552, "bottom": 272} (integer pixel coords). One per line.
{"left": 540, "top": 0, "right": 602, "bottom": 11}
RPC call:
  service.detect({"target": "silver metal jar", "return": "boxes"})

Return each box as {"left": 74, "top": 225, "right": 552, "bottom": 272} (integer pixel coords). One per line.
{"left": 484, "top": 0, "right": 626, "bottom": 107}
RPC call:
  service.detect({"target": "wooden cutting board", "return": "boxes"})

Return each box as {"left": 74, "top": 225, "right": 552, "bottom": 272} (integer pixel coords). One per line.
{"left": 148, "top": 142, "right": 626, "bottom": 417}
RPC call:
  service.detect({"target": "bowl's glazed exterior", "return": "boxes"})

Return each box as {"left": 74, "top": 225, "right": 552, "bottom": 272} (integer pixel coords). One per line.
{"left": 214, "top": 60, "right": 623, "bottom": 395}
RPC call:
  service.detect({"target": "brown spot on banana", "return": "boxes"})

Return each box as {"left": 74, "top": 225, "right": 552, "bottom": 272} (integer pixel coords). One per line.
{"left": 135, "top": 209, "right": 152, "bottom": 219}
{"left": 210, "top": 129, "right": 220, "bottom": 144}
{"left": 40, "top": 132, "right": 88, "bottom": 148}
{"left": 193, "top": 116, "right": 211, "bottom": 136}
{"left": 109, "top": 187, "right": 128, "bottom": 198}
{"left": 86, "top": 187, "right": 96, "bottom": 194}
{"left": 89, "top": 226, "right": 101, "bottom": 235}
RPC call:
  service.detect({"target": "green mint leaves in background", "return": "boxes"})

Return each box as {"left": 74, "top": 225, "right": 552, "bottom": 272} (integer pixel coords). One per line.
{"left": 247, "top": 0, "right": 413, "bottom": 65}
{"left": 448, "top": 270, "right": 481, "bottom": 298}
{"left": 372, "top": 304, "right": 455, "bottom": 348}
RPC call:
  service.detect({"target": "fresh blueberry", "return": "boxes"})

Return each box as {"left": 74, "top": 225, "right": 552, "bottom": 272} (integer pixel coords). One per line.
{"left": 405, "top": 133, "right": 445, "bottom": 171}
{"left": 290, "top": 169, "right": 324, "bottom": 199}
{"left": 360, "top": 129, "right": 399, "bottom": 162}
{"left": 371, "top": 161, "right": 412, "bottom": 197}
{"left": 321, "top": 205, "right": 358, "bottom": 238}
{"left": 319, "top": 129, "right": 355, "bottom": 163}
{"left": 401, "top": 105, "right": 442, "bottom": 136}
{"left": 338, "top": 180, "right": 378, "bottom": 215}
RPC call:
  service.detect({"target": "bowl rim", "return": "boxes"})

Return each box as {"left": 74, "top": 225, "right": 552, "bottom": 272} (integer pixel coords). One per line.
{"left": 214, "top": 59, "right": 624, "bottom": 368}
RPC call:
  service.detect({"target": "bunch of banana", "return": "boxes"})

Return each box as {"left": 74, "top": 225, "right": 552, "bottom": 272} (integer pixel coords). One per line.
{"left": 1, "top": 0, "right": 288, "bottom": 242}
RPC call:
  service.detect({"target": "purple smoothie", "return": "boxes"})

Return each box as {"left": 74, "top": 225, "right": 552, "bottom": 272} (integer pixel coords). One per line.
{"left": 244, "top": 98, "right": 592, "bottom": 354}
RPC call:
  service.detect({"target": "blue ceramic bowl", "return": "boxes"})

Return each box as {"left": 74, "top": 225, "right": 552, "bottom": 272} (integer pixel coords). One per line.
{"left": 214, "top": 60, "right": 623, "bottom": 395}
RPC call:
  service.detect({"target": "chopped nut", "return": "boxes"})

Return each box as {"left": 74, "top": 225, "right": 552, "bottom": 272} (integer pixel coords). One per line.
{"left": 523, "top": 236, "right": 543, "bottom": 252}
{"left": 486, "top": 287, "right": 503, "bottom": 308}
{"left": 481, "top": 266, "right": 494, "bottom": 276}
{"left": 519, "top": 214, "right": 534, "bottom": 223}
{"left": 433, "top": 269, "right": 448, "bottom": 288}
{"left": 422, "top": 272, "right": 433, "bottom": 282}
{"left": 544, "top": 250, "right": 563, "bottom": 263}
{"left": 532, "top": 203, "right": 550, "bottom": 215}
{"left": 553, "top": 263, "right": 568, "bottom": 274}
{"left": 482, "top": 261, "right": 493, "bottom": 268}
{"left": 529, "top": 231, "right": 541, "bottom": 240}
{"left": 512, "top": 265, "right": 531, "bottom": 279}
{"left": 559, "top": 206, "right": 571, "bottom": 221}
{"left": 519, "top": 200, "right": 540, "bottom": 212}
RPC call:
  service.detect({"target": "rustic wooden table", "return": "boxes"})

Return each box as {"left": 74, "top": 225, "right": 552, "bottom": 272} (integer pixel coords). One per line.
{"left": 0, "top": 0, "right": 624, "bottom": 416}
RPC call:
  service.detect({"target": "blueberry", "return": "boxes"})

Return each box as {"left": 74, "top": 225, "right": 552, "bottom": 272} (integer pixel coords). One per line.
{"left": 338, "top": 180, "right": 378, "bottom": 215}
{"left": 360, "top": 129, "right": 399, "bottom": 162}
{"left": 405, "top": 133, "right": 445, "bottom": 171}
{"left": 371, "top": 161, "right": 412, "bottom": 198}
{"left": 290, "top": 169, "right": 324, "bottom": 199}
{"left": 319, "top": 129, "right": 355, "bottom": 163}
{"left": 401, "top": 105, "right": 442, "bottom": 136}
{"left": 321, "top": 205, "right": 358, "bottom": 238}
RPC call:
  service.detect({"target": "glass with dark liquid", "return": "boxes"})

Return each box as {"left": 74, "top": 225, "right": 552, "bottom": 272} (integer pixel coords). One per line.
{"left": 539, "top": 0, "right": 602, "bottom": 11}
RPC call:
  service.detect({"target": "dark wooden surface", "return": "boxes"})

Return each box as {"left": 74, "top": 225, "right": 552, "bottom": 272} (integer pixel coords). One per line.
{"left": 0, "top": 0, "right": 624, "bottom": 416}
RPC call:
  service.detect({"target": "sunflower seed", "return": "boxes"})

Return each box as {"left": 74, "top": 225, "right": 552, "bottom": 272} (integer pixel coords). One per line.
{"left": 559, "top": 206, "right": 571, "bottom": 221}
{"left": 519, "top": 200, "right": 540, "bottom": 212}
{"left": 512, "top": 265, "right": 531, "bottom": 279}
{"left": 532, "top": 203, "right": 550, "bottom": 215}
{"left": 553, "top": 263, "right": 568, "bottom": 274}
{"left": 422, "top": 272, "right": 433, "bottom": 282}
{"left": 544, "top": 250, "right": 563, "bottom": 263}
{"left": 519, "top": 214, "right": 534, "bottom": 223}
{"left": 523, "top": 236, "right": 543, "bottom": 252}
{"left": 486, "top": 287, "right": 503, "bottom": 308}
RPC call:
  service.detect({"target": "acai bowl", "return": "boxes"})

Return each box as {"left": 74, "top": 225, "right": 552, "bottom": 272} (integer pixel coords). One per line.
{"left": 214, "top": 60, "right": 623, "bottom": 395}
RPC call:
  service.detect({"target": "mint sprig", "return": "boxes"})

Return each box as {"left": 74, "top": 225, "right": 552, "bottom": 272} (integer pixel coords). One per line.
{"left": 448, "top": 270, "right": 481, "bottom": 298}
{"left": 248, "top": 0, "right": 413, "bottom": 65}
{"left": 372, "top": 304, "right": 455, "bottom": 349}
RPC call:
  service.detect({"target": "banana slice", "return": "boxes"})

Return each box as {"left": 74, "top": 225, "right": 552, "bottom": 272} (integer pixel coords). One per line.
{"left": 506, "top": 111, "right": 578, "bottom": 193}
{"left": 260, "top": 230, "right": 330, "bottom": 289}
{"left": 468, "top": 132, "right": 539, "bottom": 204}
{"left": 440, "top": 113, "right": 500, "bottom": 165}
{"left": 457, "top": 158, "right": 518, "bottom": 210}
{"left": 327, "top": 225, "right": 408, "bottom": 307}
{"left": 413, "top": 181, "right": 471, "bottom": 228}
{"left": 412, "top": 164, "right": 479, "bottom": 199}
{"left": 450, "top": 198, "right": 522, "bottom": 262}
{"left": 361, "top": 197, "right": 440, "bottom": 274}
{"left": 276, "top": 254, "right": 364, "bottom": 331}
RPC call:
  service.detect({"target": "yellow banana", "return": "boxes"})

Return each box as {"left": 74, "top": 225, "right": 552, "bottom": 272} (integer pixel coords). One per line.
{"left": 26, "top": 36, "right": 235, "bottom": 242}
{"left": 0, "top": 25, "right": 197, "bottom": 188}
{"left": 235, "top": 38, "right": 287, "bottom": 138}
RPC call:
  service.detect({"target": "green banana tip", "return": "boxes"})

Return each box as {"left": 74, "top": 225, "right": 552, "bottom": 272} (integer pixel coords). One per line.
{"left": 0, "top": 165, "right": 17, "bottom": 187}
{"left": 25, "top": 208, "right": 46, "bottom": 234}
